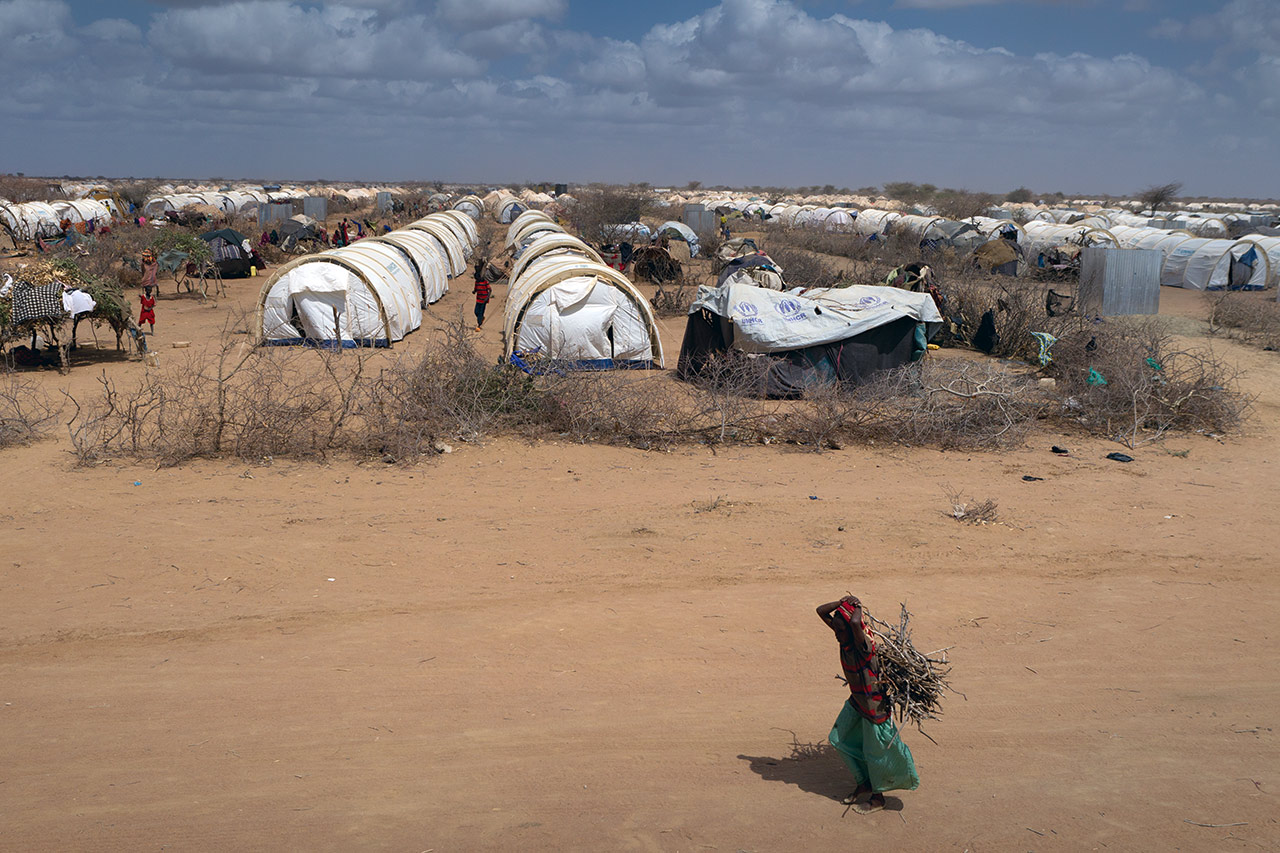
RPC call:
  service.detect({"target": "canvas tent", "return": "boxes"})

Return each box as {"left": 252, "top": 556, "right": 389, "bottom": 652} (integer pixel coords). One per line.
{"left": 0, "top": 201, "right": 63, "bottom": 240}
{"left": 257, "top": 215, "right": 473, "bottom": 347}
{"left": 1180, "top": 239, "right": 1271, "bottom": 290}
{"left": 451, "top": 195, "right": 484, "bottom": 220}
{"left": 407, "top": 215, "right": 469, "bottom": 276}
{"left": 505, "top": 234, "right": 663, "bottom": 369}
{"left": 371, "top": 230, "right": 450, "bottom": 304}
{"left": 676, "top": 282, "right": 941, "bottom": 397}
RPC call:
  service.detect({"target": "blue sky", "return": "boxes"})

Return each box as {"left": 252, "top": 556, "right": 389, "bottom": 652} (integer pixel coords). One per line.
{"left": 3, "top": 0, "right": 1276, "bottom": 197}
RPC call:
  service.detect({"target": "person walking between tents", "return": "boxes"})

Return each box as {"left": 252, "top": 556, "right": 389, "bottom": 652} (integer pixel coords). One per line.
{"left": 472, "top": 261, "right": 491, "bottom": 331}
{"left": 140, "top": 249, "right": 158, "bottom": 291}
{"left": 816, "top": 595, "right": 919, "bottom": 812}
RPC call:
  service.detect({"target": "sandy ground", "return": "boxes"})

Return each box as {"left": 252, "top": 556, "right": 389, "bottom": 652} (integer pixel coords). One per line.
{"left": 1, "top": 255, "right": 1278, "bottom": 851}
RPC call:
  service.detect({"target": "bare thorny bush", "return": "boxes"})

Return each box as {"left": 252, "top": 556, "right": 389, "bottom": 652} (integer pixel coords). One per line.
{"left": 34, "top": 308, "right": 1248, "bottom": 466}
{"left": 0, "top": 371, "right": 61, "bottom": 449}
{"left": 65, "top": 322, "right": 368, "bottom": 466}
{"left": 1047, "top": 319, "right": 1247, "bottom": 447}
{"left": 1206, "top": 291, "right": 1280, "bottom": 351}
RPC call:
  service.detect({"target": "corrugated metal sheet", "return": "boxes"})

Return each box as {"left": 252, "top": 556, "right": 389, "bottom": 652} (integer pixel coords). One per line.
{"left": 682, "top": 203, "right": 714, "bottom": 233}
{"left": 303, "top": 196, "right": 328, "bottom": 222}
{"left": 1079, "top": 247, "right": 1162, "bottom": 316}
{"left": 376, "top": 192, "right": 392, "bottom": 212}
{"left": 257, "top": 202, "right": 293, "bottom": 227}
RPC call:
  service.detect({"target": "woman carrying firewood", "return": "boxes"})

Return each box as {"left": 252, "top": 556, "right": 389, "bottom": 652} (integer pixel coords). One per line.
{"left": 817, "top": 595, "right": 919, "bottom": 812}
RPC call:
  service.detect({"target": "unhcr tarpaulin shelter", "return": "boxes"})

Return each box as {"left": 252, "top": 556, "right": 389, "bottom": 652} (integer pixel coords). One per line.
{"left": 504, "top": 233, "right": 662, "bottom": 369}
{"left": 256, "top": 214, "right": 474, "bottom": 347}
{"left": 676, "top": 283, "right": 941, "bottom": 397}
{"left": 506, "top": 210, "right": 555, "bottom": 247}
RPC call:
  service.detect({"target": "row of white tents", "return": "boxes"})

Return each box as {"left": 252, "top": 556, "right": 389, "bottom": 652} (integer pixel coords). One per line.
{"left": 704, "top": 198, "right": 1278, "bottom": 291}
{"left": 0, "top": 198, "right": 123, "bottom": 240}
{"left": 503, "top": 210, "right": 663, "bottom": 367}
{"left": 255, "top": 210, "right": 477, "bottom": 347}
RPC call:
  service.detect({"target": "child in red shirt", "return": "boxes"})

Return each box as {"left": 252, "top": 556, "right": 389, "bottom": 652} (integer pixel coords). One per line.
{"left": 138, "top": 285, "right": 156, "bottom": 333}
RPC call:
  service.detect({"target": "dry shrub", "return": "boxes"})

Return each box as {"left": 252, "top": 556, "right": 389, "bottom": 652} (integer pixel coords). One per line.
{"left": 943, "top": 486, "right": 999, "bottom": 525}
{"left": 857, "top": 359, "right": 1041, "bottom": 450}
{"left": 540, "top": 372, "right": 680, "bottom": 449}
{"left": 0, "top": 372, "right": 60, "bottom": 449}
{"left": 1048, "top": 319, "right": 1247, "bottom": 447}
{"left": 768, "top": 247, "right": 842, "bottom": 289}
{"left": 939, "top": 272, "right": 1073, "bottom": 357}
{"left": 357, "top": 324, "right": 544, "bottom": 461}
{"left": 1207, "top": 292, "right": 1280, "bottom": 351}
{"left": 65, "top": 338, "right": 367, "bottom": 466}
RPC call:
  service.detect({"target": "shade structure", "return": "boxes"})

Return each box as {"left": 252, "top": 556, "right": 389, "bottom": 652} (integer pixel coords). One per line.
{"left": 504, "top": 234, "right": 663, "bottom": 369}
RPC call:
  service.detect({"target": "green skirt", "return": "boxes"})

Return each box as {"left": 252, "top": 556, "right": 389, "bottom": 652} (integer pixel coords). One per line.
{"left": 829, "top": 701, "right": 920, "bottom": 793}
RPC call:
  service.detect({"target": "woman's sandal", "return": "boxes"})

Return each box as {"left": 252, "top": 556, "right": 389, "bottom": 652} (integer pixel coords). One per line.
{"left": 856, "top": 794, "right": 886, "bottom": 814}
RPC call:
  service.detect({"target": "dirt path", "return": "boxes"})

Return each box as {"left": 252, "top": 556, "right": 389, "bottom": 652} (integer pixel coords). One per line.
{"left": 2, "top": 258, "right": 1278, "bottom": 851}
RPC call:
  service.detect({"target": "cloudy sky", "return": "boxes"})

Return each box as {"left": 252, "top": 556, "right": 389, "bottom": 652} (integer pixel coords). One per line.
{"left": 1, "top": 0, "right": 1275, "bottom": 196}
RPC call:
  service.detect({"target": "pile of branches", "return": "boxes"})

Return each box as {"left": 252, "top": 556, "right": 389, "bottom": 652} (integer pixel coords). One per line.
{"left": 866, "top": 604, "right": 958, "bottom": 739}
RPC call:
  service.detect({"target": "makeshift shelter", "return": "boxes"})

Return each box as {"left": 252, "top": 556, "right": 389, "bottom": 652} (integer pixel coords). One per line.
{"left": 256, "top": 241, "right": 423, "bottom": 347}
{"left": 505, "top": 237, "right": 663, "bottom": 369}
{"left": 676, "top": 283, "right": 941, "bottom": 397}
{"left": 718, "top": 253, "right": 785, "bottom": 290}
{"left": 200, "top": 228, "right": 262, "bottom": 278}
{"left": 276, "top": 215, "right": 322, "bottom": 253}
{"left": 656, "top": 221, "right": 700, "bottom": 257}
{"left": 971, "top": 239, "right": 1024, "bottom": 275}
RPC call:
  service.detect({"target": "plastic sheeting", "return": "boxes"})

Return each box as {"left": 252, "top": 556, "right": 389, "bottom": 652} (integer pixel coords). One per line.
{"left": 688, "top": 282, "right": 941, "bottom": 354}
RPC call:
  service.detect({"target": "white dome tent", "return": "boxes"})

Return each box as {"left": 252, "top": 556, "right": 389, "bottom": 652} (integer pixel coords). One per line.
{"left": 1181, "top": 239, "right": 1271, "bottom": 291}
{"left": 509, "top": 233, "right": 604, "bottom": 281}
{"left": 451, "top": 195, "right": 484, "bottom": 220}
{"left": 506, "top": 210, "right": 555, "bottom": 247}
{"left": 407, "top": 217, "right": 469, "bottom": 277}
{"left": 371, "top": 230, "right": 451, "bottom": 305}
{"left": 505, "top": 234, "right": 663, "bottom": 369}
{"left": 256, "top": 214, "right": 475, "bottom": 347}
{"left": 0, "top": 201, "right": 63, "bottom": 239}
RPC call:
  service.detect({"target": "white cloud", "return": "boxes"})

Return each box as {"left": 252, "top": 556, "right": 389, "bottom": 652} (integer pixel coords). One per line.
{"left": 435, "top": 0, "right": 565, "bottom": 30}
{"left": 0, "top": 0, "right": 1271, "bottom": 195}
{"left": 147, "top": 2, "right": 483, "bottom": 80}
